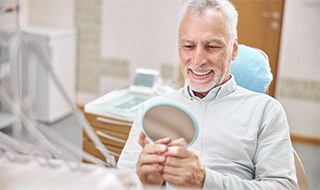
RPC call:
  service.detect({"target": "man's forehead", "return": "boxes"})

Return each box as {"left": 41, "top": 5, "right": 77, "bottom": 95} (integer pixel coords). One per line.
{"left": 180, "top": 38, "right": 225, "bottom": 44}
{"left": 179, "top": 9, "right": 229, "bottom": 43}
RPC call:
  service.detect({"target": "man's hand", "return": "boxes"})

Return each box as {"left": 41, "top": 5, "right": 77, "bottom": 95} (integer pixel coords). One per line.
{"left": 163, "top": 138, "right": 206, "bottom": 189}
{"left": 136, "top": 132, "right": 171, "bottom": 186}
{"left": 136, "top": 133, "right": 205, "bottom": 188}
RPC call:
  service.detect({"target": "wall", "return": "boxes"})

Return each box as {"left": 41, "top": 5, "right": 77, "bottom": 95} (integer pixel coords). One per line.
{"left": 101, "top": 0, "right": 182, "bottom": 82}
{"left": 26, "top": 0, "right": 74, "bottom": 28}
{"left": 1, "top": 0, "right": 73, "bottom": 28}
{"left": 75, "top": 0, "right": 183, "bottom": 103}
{"left": 0, "top": 0, "right": 19, "bottom": 30}
{"left": 276, "top": 0, "right": 320, "bottom": 138}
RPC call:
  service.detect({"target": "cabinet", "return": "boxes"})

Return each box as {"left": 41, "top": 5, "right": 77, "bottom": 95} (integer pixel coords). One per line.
{"left": 0, "top": 26, "right": 75, "bottom": 124}
{"left": 82, "top": 111, "right": 132, "bottom": 163}
{"left": 81, "top": 89, "right": 152, "bottom": 163}
{"left": 22, "top": 25, "right": 76, "bottom": 123}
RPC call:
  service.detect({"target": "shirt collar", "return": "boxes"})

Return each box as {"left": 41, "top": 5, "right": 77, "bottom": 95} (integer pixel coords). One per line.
{"left": 183, "top": 75, "right": 237, "bottom": 102}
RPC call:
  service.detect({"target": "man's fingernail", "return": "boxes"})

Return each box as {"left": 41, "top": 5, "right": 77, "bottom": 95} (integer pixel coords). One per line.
{"left": 160, "top": 145, "right": 167, "bottom": 152}
{"left": 159, "top": 156, "right": 165, "bottom": 161}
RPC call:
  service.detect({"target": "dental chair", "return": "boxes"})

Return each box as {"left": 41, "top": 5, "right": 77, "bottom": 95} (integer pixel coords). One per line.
{"left": 231, "top": 44, "right": 309, "bottom": 190}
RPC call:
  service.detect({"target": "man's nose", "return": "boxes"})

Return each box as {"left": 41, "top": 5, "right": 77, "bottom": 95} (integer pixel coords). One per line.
{"left": 193, "top": 47, "right": 207, "bottom": 66}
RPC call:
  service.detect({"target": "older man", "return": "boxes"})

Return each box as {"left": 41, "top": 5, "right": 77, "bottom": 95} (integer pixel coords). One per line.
{"left": 118, "top": 0, "right": 298, "bottom": 189}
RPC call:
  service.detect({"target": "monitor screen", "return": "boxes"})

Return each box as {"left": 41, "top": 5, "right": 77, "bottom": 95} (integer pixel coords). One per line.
{"left": 132, "top": 73, "right": 155, "bottom": 88}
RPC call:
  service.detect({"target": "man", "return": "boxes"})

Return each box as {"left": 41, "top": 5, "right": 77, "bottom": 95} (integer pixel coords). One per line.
{"left": 118, "top": 0, "right": 298, "bottom": 189}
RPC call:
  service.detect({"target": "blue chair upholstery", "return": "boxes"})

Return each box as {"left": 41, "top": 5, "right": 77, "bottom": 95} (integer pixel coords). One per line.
{"left": 231, "top": 44, "right": 273, "bottom": 93}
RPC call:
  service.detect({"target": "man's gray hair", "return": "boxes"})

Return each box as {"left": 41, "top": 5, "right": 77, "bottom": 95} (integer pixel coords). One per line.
{"left": 179, "top": 0, "right": 238, "bottom": 41}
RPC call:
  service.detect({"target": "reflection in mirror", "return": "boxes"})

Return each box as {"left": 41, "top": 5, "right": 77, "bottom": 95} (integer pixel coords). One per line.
{"left": 140, "top": 100, "right": 198, "bottom": 146}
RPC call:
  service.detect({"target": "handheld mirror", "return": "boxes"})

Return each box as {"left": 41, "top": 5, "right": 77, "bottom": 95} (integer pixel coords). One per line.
{"left": 139, "top": 100, "right": 198, "bottom": 146}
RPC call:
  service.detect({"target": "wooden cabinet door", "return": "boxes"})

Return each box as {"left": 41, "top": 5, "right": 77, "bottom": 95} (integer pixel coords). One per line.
{"left": 231, "top": 0, "right": 285, "bottom": 97}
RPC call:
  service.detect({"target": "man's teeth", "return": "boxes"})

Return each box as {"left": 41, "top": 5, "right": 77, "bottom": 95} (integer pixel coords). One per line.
{"left": 192, "top": 70, "right": 211, "bottom": 76}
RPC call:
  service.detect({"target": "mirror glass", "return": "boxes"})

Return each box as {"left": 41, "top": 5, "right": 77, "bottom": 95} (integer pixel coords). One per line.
{"left": 140, "top": 100, "right": 198, "bottom": 146}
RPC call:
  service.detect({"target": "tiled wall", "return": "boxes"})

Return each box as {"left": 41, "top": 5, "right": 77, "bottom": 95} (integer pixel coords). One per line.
{"left": 276, "top": 78, "right": 319, "bottom": 137}
{"left": 278, "top": 78, "right": 320, "bottom": 102}
{"left": 75, "top": 0, "right": 129, "bottom": 93}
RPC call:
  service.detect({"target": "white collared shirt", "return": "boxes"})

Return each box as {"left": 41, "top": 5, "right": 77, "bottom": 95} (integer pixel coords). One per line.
{"left": 117, "top": 77, "right": 298, "bottom": 189}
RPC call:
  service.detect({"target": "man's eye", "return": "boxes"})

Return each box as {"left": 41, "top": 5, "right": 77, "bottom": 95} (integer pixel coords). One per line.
{"left": 183, "top": 45, "right": 194, "bottom": 50}
{"left": 208, "top": 45, "right": 219, "bottom": 49}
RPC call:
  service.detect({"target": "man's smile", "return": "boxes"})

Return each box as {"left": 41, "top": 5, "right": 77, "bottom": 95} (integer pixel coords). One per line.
{"left": 189, "top": 69, "right": 214, "bottom": 81}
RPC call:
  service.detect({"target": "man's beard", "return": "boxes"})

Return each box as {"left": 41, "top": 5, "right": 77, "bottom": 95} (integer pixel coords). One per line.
{"left": 184, "top": 74, "right": 220, "bottom": 93}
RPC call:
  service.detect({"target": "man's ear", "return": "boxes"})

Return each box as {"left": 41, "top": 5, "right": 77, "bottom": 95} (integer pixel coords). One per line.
{"left": 232, "top": 40, "right": 238, "bottom": 61}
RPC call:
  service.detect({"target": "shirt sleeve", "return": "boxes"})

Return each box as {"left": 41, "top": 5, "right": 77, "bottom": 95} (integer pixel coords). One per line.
{"left": 203, "top": 100, "right": 298, "bottom": 190}
{"left": 117, "top": 118, "right": 142, "bottom": 170}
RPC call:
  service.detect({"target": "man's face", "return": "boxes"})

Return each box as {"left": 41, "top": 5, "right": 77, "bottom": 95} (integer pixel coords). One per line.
{"left": 179, "top": 9, "right": 238, "bottom": 93}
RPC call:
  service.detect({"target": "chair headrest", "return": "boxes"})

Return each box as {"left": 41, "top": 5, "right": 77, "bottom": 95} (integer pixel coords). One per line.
{"left": 231, "top": 44, "right": 273, "bottom": 93}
